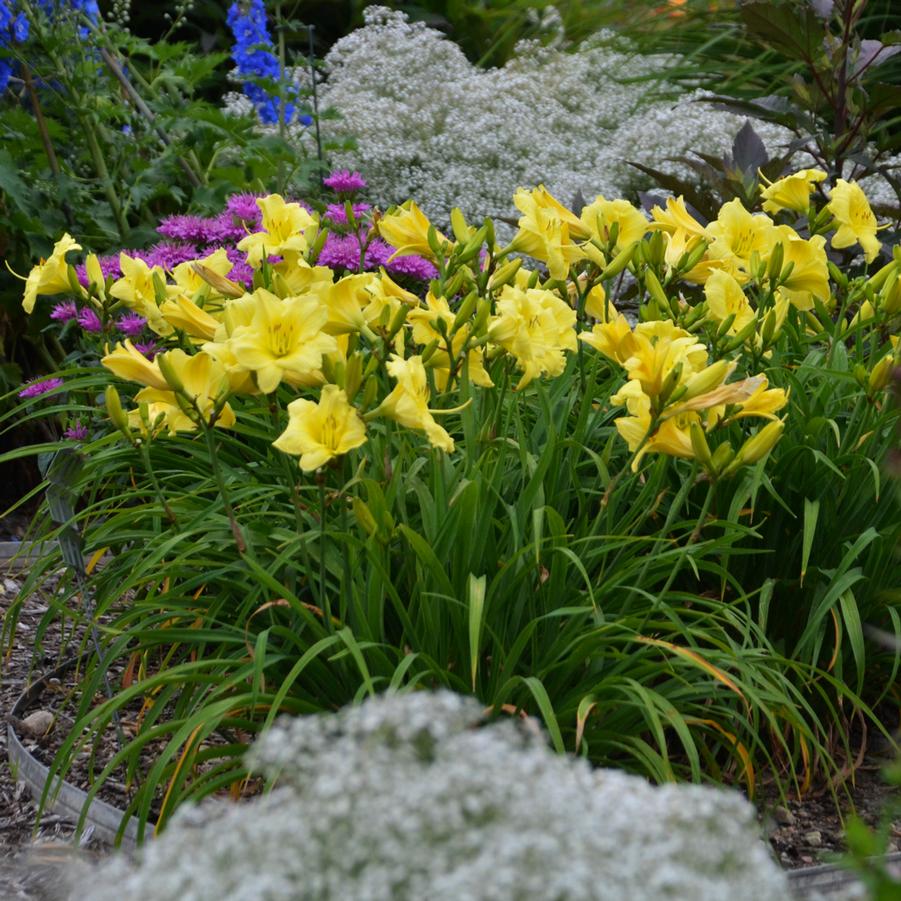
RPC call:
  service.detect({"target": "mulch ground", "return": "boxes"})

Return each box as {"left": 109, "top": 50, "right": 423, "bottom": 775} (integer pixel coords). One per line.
{"left": 1, "top": 537, "right": 899, "bottom": 898}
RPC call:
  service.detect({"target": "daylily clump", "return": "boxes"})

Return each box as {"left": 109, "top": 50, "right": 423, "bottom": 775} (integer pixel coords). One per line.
{"left": 17, "top": 170, "right": 897, "bottom": 480}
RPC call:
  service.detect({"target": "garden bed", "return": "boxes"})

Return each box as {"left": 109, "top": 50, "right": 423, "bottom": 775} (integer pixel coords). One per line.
{"left": 2, "top": 553, "right": 899, "bottom": 878}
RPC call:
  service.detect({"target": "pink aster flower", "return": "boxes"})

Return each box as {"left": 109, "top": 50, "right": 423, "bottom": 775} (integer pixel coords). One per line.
{"left": 117, "top": 312, "right": 147, "bottom": 338}
{"left": 323, "top": 170, "right": 367, "bottom": 193}
{"left": 64, "top": 422, "right": 89, "bottom": 440}
{"left": 18, "top": 377, "right": 64, "bottom": 399}
{"left": 76, "top": 307, "right": 103, "bottom": 333}
{"left": 50, "top": 301, "right": 78, "bottom": 322}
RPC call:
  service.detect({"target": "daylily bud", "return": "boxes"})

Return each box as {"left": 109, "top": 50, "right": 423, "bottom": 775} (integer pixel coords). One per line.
{"left": 644, "top": 269, "right": 669, "bottom": 310}
{"left": 710, "top": 441, "right": 735, "bottom": 475}
{"left": 67, "top": 263, "right": 86, "bottom": 300}
{"left": 484, "top": 218, "right": 495, "bottom": 251}
{"left": 157, "top": 352, "right": 185, "bottom": 393}
{"left": 760, "top": 308, "right": 778, "bottom": 348}
{"left": 457, "top": 225, "right": 488, "bottom": 264}
{"left": 647, "top": 230, "right": 665, "bottom": 269}
{"left": 345, "top": 353, "right": 363, "bottom": 400}
{"left": 716, "top": 312, "right": 737, "bottom": 339}
{"left": 489, "top": 258, "right": 522, "bottom": 290}
{"left": 352, "top": 497, "right": 379, "bottom": 539}
{"left": 723, "top": 316, "right": 759, "bottom": 352}
{"left": 450, "top": 208, "right": 472, "bottom": 244}
{"left": 308, "top": 227, "right": 329, "bottom": 266}
{"left": 778, "top": 260, "right": 795, "bottom": 284}
{"left": 471, "top": 297, "right": 492, "bottom": 336}
{"left": 868, "top": 259, "right": 897, "bottom": 292}
{"left": 152, "top": 271, "right": 168, "bottom": 305}
{"left": 679, "top": 238, "right": 709, "bottom": 274}
{"left": 427, "top": 224, "right": 446, "bottom": 258}
{"left": 443, "top": 269, "right": 467, "bottom": 298}
{"left": 387, "top": 303, "right": 409, "bottom": 341}
{"left": 827, "top": 260, "right": 848, "bottom": 290}
{"left": 527, "top": 270, "right": 540, "bottom": 290}
{"left": 104, "top": 385, "right": 132, "bottom": 440}
{"left": 452, "top": 291, "right": 479, "bottom": 332}
{"left": 599, "top": 241, "right": 637, "bottom": 281}
{"left": 681, "top": 360, "right": 733, "bottom": 402}
{"left": 361, "top": 374, "right": 379, "bottom": 411}
{"left": 725, "top": 420, "right": 784, "bottom": 475}
{"left": 767, "top": 242, "right": 784, "bottom": 284}
{"left": 868, "top": 354, "right": 894, "bottom": 393}
{"left": 657, "top": 361, "right": 683, "bottom": 407}
{"left": 420, "top": 338, "right": 441, "bottom": 364}
{"left": 689, "top": 420, "right": 714, "bottom": 471}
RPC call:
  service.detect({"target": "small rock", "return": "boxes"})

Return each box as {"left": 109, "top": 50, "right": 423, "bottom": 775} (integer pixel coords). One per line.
{"left": 774, "top": 806, "right": 795, "bottom": 826}
{"left": 14, "top": 710, "right": 56, "bottom": 739}
{"left": 779, "top": 852, "right": 792, "bottom": 865}
{"left": 804, "top": 830, "right": 822, "bottom": 847}
{"left": 3, "top": 578, "right": 19, "bottom": 593}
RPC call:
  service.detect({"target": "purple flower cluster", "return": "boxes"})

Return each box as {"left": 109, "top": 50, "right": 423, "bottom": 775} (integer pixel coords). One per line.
{"left": 64, "top": 422, "right": 89, "bottom": 440}
{"left": 324, "top": 202, "right": 371, "bottom": 228}
{"left": 68, "top": 185, "right": 435, "bottom": 308}
{"left": 18, "top": 377, "right": 63, "bottom": 399}
{"left": 322, "top": 170, "right": 367, "bottom": 194}
{"left": 317, "top": 234, "right": 436, "bottom": 280}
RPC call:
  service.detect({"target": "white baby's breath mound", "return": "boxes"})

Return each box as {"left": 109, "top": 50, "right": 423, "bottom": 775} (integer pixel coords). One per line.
{"left": 77, "top": 691, "right": 790, "bottom": 901}
{"left": 224, "top": 6, "right": 899, "bottom": 234}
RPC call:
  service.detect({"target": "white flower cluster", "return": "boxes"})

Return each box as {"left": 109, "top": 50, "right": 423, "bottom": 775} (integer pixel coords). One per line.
{"left": 222, "top": 7, "right": 899, "bottom": 234}
{"left": 74, "top": 691, "right": 791, "bottom": 901}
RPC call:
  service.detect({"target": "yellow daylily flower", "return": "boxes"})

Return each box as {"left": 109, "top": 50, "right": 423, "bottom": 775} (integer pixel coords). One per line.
{"left": 159, "top": 294, "right": 222, "bottom": 342}
{"left": 759, "top": 168, "right": 827, "bottom": 215}
{"left": 21, "top": 234, "right": 82, "bottom": 313}
{"left": 133, "top": 350, "right": 235, "bottom": 434}
{"left": 769, "top": 228, "right": 830, "bottom": 311}
{"left": 724, "top": 377, "right": 789, "bottom": 422}
{"left": 621, "top": 320, "right": 709, "bottom": 403}
{"left": 827, "top": 179, "right": 884, "bottom": 263}
{"left": 408, "top": 292, "right": 493, "bottom": 389}
{"left": 363, "top": 269, "right": 421, "bottom": 326}
{"left": 325, "top": 273, "right": 379, "bottom": 335}
{"left": 704, "top": 269, "right": 755, "bottom": 335}
{"left": 273, "top": 384, "right": 367, "bottom": 471}
{"left": 579, "top": 312, "right": 638, "bottom": 367}
{"left": 101, "top": 339, "right": 169, "bottom": 390}
{"left": 110, "top": 254, "right": 172, "bottom": 335}
{"left": 237, "top": 194, "right": 318, "bottom": 267}
{"left": 579, "top": 196, "right": 648, "bottom": 252}
{"left": 611, "top": 379, "right": 699, "bottom": 471}
{"left": 217, "top": 289, "right": 338, "bottom": 394}
{"left": 649, "top": 195, "right": 706, "bottom": 238}
{"left": 378, "top": 200, "right": 448, "bottom": 261}
{"left": 512, "top": 186, "right": 587, "bottom": 280}
{"left": 374, "top": 354, "right": 456, "bottom": 452}
{"left": 705, "top": 198, "right": 777, "bottom": 278}
{"left": 488, "top": 285, "right": 578, "bottom": 389}
{"left": 168, "top": 248, "right": 234, "bottom": 299}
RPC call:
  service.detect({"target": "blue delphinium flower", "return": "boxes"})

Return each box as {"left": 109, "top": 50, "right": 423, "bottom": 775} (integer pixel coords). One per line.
{"left": 226, "top": 0, "right": 312, "bottom": 127}
{"left": 0, "top": 0, "right": 100, "bottom": 92}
